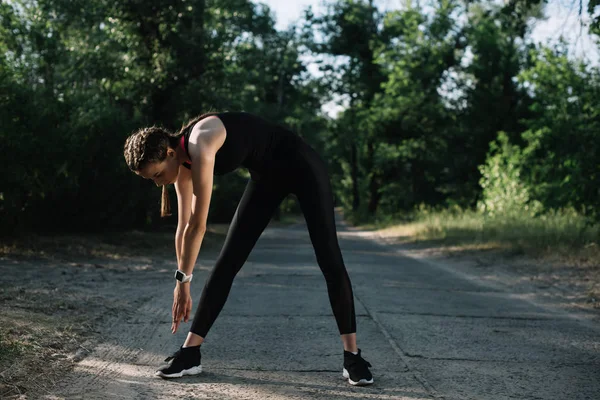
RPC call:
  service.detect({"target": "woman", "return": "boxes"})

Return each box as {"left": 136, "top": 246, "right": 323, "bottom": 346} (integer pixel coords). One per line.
{"left": 123, "top": 111, "right": 374, "bottom": 386}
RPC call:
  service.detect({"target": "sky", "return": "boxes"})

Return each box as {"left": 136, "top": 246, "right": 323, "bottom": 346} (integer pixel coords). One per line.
{"left": 254, "top": 0, "right": 599, "bottom": 116}
{"left": 256, "top": 0, "right": 599, "bottom": 63}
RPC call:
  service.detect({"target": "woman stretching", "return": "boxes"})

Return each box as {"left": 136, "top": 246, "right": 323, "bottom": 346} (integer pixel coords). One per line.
{"left": 123, "top": 112, "right": 374, "bottom": 386}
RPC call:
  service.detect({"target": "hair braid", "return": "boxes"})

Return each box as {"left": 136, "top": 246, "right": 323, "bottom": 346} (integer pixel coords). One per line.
{"left": 123, "top": 126, "right": 180, "bottom": 217}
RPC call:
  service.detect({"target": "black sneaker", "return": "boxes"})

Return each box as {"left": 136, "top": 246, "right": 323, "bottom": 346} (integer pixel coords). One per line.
{"left": 155, "top": 345, "right": 202, "bottom": 378}
{"left": 343, "top": 349, "right": 374, "bottom": 386}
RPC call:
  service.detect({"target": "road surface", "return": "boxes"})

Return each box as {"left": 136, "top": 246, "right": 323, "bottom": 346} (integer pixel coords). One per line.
{"left": 47, "top": 213, "right": 600, "bottom": 399}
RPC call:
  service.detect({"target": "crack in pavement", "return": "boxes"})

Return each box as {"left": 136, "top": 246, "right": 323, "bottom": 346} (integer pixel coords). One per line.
{"left": 380, "top": 287, "right": 505, "bottom": 294}
{"left": 375, "top": 311, "right": 555, "bottom": 320}
{"left": 354, "top": 293, "right": 443, "bottom": 399}
{"left": 402, "top": 354, "right": 600, "bottom": 366}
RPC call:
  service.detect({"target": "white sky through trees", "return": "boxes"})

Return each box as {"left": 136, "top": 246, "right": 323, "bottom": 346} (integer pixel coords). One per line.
{"left": 255, "top": 0, "right": 599, "bottom": 117}
{"left": 257, "top": 0, "right": 598, "bottom": 64}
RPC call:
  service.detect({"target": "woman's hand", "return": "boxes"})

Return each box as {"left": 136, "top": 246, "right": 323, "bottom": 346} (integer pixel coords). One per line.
{"left": 172, "top": 283, "right": 192, "bottom": 334}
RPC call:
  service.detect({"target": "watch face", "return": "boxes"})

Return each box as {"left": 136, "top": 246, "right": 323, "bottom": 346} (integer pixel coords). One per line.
{"left": 175, "top": 270, "right": 185, "bottom": 281}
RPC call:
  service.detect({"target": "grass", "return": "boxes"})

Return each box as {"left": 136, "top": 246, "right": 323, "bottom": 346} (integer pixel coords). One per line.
{"left": 0, "top": 310, "right": 89, "bottom": 399}
{"left": 348, "top": 207, "right": 600, "bottom": 306}
{"left": 0, "top": 334, "right": 23, "bottom": 363}
{"left": 353, "top": 208, "right": 600, "bottom": 267}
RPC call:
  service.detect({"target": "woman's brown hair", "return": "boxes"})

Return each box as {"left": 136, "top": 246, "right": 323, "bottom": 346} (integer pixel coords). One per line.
{"left": 123, "top": 112, "right": 221, "bottom": 217}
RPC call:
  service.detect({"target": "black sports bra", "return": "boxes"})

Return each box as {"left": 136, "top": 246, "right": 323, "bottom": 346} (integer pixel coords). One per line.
{"left": 180, "top": 112, "right": 303, "bottom": 176}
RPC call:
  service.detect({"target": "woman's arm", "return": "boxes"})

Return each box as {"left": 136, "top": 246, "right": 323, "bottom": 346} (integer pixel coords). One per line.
{"left": 174, "top": 166, "right": 193, "bottom": 265}
{"left": 177, "top": 116, "right": 227, "bottom": 276}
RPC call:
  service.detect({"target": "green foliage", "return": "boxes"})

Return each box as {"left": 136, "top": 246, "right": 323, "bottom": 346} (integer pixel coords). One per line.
{"left": 477, "top": 132, "right": 542, "bottom": 216}
{"left": 0, "top": 334, "right": 23, "bottom": 363}
{"left": 589, "top": 0, "right": 600, "bottom": 34}
{"left": 517, "top": 45, "right": 600, "bottom": 220}
{"left": 366, "top": 1, "right": 460, "bottom": 210}
{"left": 411, "top": 206, "right": 599, "bottom": 257}
{"left": 1, "top": 0, "right": 324, "bottom": 234}
{"left": 475, "top": 42, "right": 598, "bottom": 222}
{"left": 2, "top": 0, "right": 599, "bottom": 234}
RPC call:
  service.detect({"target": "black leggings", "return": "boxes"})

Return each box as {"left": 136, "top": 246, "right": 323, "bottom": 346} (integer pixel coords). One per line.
{"left": 189, "top": 141, "right": 357, "bottom": 337}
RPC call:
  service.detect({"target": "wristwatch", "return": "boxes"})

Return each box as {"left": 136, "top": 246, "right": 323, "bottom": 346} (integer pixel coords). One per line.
{"left": 174, "top": 270, "right": 193, "bottom": 283}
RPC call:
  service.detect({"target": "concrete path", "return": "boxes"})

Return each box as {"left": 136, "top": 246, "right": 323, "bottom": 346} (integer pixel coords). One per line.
{"left": 47, "top": 213, "right": 600, "bottom": 399}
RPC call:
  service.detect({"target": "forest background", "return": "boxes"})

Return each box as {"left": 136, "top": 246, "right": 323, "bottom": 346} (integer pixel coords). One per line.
{"left": 1, "top": 0, "right": 599, "bottom": 260}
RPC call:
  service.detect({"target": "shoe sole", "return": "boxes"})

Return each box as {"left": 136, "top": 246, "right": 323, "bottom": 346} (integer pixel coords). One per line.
{"left": 343, "top": 368, "right": 374, "bottom": 386}
{"left": 155, "top": 365, "right": 202, "bottom": 379}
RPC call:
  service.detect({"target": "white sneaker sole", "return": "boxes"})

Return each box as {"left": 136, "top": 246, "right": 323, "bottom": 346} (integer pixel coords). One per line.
{"left": 155, "top": 365, "right": 202, "bottom": 379}
{"left": 343, "top": 368, "right": 374, "bottom": 386}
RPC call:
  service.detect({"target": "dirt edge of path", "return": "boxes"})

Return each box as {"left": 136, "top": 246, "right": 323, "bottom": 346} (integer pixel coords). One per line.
{"left": 0, "top": 228, "right": 231, "bottom": 400}
{"left": 341, "top": 225, "right": 600, "bottom": 328}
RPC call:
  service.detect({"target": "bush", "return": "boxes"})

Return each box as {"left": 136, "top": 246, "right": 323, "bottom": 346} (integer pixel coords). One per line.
{"left": 477, "top": 132, "right": 542, "bottom": 217}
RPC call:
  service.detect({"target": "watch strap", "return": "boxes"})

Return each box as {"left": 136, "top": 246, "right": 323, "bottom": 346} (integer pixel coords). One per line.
{"left": 174, "top": 270, "right": 193, "bottom": 283}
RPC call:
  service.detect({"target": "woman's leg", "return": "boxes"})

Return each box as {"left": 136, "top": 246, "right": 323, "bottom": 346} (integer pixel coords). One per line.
{"left": 292, "top": 151, "right": 358, "bottom": 351}
{"left": 185, "top": 177, "right": 289, "bottom": 344}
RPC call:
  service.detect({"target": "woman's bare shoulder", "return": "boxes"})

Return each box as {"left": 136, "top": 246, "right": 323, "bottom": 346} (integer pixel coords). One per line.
{"left": 188, "top": 116, "right": 227, "bottom": 157}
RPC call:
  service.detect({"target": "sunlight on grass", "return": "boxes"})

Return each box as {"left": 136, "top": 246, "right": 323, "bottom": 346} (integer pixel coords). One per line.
{"left": 359, "top": 208, "right": 599, "bottom": 266}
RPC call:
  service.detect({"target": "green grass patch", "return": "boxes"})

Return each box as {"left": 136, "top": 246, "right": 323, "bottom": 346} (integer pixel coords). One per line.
{"left": 352, "top": 207, "right": 599, "bottom": 265}
{"left": 0, "top": 334, "right": 24, "bottom": 363}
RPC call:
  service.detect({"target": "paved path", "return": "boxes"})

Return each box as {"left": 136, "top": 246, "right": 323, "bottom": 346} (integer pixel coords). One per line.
{"left": 48, "top": 213, "right": 600, "bottom": 399}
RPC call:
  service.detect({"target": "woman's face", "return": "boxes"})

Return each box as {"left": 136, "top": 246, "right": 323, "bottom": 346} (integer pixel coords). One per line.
{"left": 136, "top": 148, "right": 181, "bottom": 186}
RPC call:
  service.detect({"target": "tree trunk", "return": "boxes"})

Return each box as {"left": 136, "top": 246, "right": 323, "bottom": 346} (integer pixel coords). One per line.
{"left": 367, "top": 140, "right": 381, "bottom": 214}
{"left": 273, "top": 56, "right": 285, "bottom": 222}
{"left": 411, "top": 160, "right": 425, "bottom": 206}
{"left": 351, "top": 141, "right": 360, "bottom": 211}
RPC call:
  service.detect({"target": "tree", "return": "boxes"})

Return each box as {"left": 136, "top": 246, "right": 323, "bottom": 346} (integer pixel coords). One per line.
{"left": 303, "top": 0, "right": 385, "bottom": 213}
